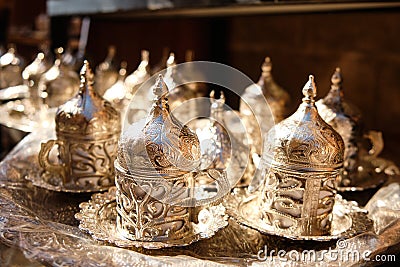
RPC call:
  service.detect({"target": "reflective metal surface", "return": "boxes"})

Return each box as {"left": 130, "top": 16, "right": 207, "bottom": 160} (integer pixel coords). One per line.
{"left": 224, "top": 188, "right": 373, "bottom": 241}
{"left": 103, "top": 61, "right": 129, "bottom": 111}
{"left": 250, "top": 75, "right": 345, "bottom": 238}
{"left": 34, "top": 61, "right": 121, "bottom": 192}
{"left": 0, "top": 130, "right": 400, "bottom": 266}
{"left": 37, "top": 48, "right": 80, "bottom": 108}
{"left": 22, "top": 50, "right": 52, "bottom": 108}
{"left": 75, "top": 187, "right": 228, "bottom": 249}
{"left": 95, "top": 45, "right": 119, "bottom": 96}
{"left": 114, "top": 75, "right": 229, "bottom": 245}
{"left": 239, "top": 56, "right": 290, "bottom": 155}
{"left": 0, "top": 44, "right": 25, "bottom": 89}
{"left": 316, "top": 68, "right": 397, "bottom": 191}
{"left": 124, "top": 50, "right": 151, "bottom": 97}
{"left": 0, "top": 98, "right": 55, "bottom": 132}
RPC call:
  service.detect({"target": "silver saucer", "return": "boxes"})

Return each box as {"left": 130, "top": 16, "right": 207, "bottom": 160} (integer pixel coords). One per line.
{"left": 0, "top": 99, "right": 56, "bottom": 132}
{"left": 337, "top": 156, "right": 397, "bottom": 192}
{"left": 224, "top": 188, "right": 373, "bottom": 241}
{"left": 75, "top": 187, "right": 229, "bottom": 249}
{"left": 24, "top": 155, "right": 112, "bottom": 193}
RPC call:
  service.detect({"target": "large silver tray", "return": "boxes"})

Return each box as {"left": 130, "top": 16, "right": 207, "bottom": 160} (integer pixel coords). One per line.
{"left": 0, "top": 99, "right": 55, "bottom": 132}
{"left": 1, "top": 131, "right": 400, "bottom": 266}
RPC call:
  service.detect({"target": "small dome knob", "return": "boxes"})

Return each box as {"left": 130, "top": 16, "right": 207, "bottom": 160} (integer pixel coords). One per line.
{"left": 331, "top": 67, "right": 342, "bottom": 88}
{"left": 302, "top": 75, "right": 317, "bottom": 100}
{"left": 261, "top": 57, "right": 272, "bottom": 74}
{"left": 153, "top": 74, "right": 169, "bottom": 98}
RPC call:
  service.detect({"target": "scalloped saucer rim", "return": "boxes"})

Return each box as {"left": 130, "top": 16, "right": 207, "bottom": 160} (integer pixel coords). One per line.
{"left": 75, "top": 187, "right": 229, "bottom": 249}
{"left": 24, "top": 158, "right": 112, "bottom": 193}
{"left": 224, "top": 188, "right": 373, "bottom": 241}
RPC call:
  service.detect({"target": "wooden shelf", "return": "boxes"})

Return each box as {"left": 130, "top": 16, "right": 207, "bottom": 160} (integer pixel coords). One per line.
{"left": 7, "top": 34, "right": 49, "bottom": 47}
{"left": 47, "top": 1, "right": 400, "bottom": 18}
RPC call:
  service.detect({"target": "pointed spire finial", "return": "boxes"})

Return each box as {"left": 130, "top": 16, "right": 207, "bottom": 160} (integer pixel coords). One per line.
{"left": 261, "top": 56, "right": 272, "bottom": 74}
{"left": 153, "top": 74, "right": 169, "bottom": 98}
{"left": 80, "top": 60, "right": 94, "bottom": 86}
{"left": 141, "top": 50, "right": 149, "bottom": 61}
{"left": 210, "top": 90, "right": 215, "bottom": 99}
{"left": 331, "top": 67, "right": 342, "bottom": 88}
{"left": 210, "top": 90, "right": 225, "bottom": 107}
{"left": 303, "top": 75, "right": 317, "bottom": 100}
{"left": 166, "top": 52, "right": 176, "bottom": 67}
{"left": 55, "top": 47, "right": 63, "bottom": 60}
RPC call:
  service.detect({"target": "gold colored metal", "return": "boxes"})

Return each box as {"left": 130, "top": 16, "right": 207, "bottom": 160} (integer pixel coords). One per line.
{"left": 316, "top": 68, "right": 391, "bottom": 190}
{"left": 115, "top": 75, "right": 228, "bottom": 245}
{"left": 22, "top": 50, "right": 52, "bottom": 107}
{"left": 240, "top": 75, "right": 345, "bottom": 239}
{"left": 224, "top": 188, "right": 373, "bottom": 241}
{"left": 37, "top": 47, "right": 80, "bottom": 108}
{"left": 205, "top": 90, "right": 231, "bottom": 170}
{"left": 239, "top": 56, "right": 290, "bottom": 155}
{"left": 193, "top": 91, "right": 253, "bottom": 187}
{"left": 37, "top": 60, "right": 121, "bottom": 192}
{"left": 76, "top": 187, "right": 228, "bottom": 249}
{"left": 124, "top": 50, "right": 151, "bottom": 97}
{"left": 95, "top": 45, "right": 119, "bottom": 96}
{"left": 0, "top": 44, "right": 25, "bottom": 88}
{"left": 103, "top": 61, "right": 128, "bottom": 111}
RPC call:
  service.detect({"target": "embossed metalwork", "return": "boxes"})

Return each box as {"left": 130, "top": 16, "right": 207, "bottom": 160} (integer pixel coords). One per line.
{"left": 239, "top": 56, "right": 290, "bottom": 155}
{"left": 35, "top": 61, "right": 121, "bottom": 192}
{"left": 118, "top": 74, "right": 200, "bottom": 174}
{"left": 0, "top": 130, "right": 399, "bottom": 265}
{"left": 161, "top": 52, "right": 200, "bottom": 123}
{"left": 37, "top": 47, "right": 80, "bottom": 108}
{"left": 316, "top": 68, "right": 392, "bottom": 191}
{"left": 115, "top": 75, "right": 229, "bottom": 245}
{"left": 200, "top": 90, "right": 231, "bottom": 170}
{"left": 194, "top": 91, "right": 253, "bottom": 187}
{"left": 248, "top": 75, "right": 345, "bottom": 238}
{"left": 75, "top": 187, "right": 228, "bottom": 248}
{"left": 224, "top": 188, "right": 373, "bottom": 241}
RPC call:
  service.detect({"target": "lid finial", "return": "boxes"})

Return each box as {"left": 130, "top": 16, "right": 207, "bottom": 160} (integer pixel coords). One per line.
{"left": 80, "top": 60, "right": 94, "bottom": 87}
{"left": 153, "top": 74, "right": 169, "bottom": 98}
{"left": 331, "top": 67, "right": 342, "bottom": 89}
{"left": 302, "top": 75, "right": 317, "bottom": 101}
{"left": 261, "top": 56, "right": 272, "bottom": 75}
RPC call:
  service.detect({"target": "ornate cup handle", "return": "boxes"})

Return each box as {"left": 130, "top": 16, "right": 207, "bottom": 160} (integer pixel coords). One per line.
{"left": 192, "top": 169, "right": 230, "bottom": 207}
{"left": 364, "top": 130, "right": 384, "bottom": 157}
{"left": 38, "top": 139, "right": 68, "bottom": 184}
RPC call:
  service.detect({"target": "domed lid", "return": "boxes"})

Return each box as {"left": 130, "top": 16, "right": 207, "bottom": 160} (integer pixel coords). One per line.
{"left": 103, "top": 61, "right": 128, "bottom": 105}
{"left": 22, "top": 52, "right": 51, "bottom": 81}
{"left": 41, "top": 47, "right": 78, "bottom": 81}
{"left": 198, "top": 90, "right": 231, "bottom": 170}
{"left": 97, "top": 45, "right": 117, "bottom": 72}
{"left": 317, "top": 67, "right": 362, "bottom": 123}
{"left": 117, "top": 74, "right": 200, "bottom": 176}
{"left": 38, "top": 48, "right": 80, "bottom": 108}
{"left": 124, "top": 50, "right": 150, "bottom": 94}
{"left": 264, "top": 75, "right": 344, "bottom": 171}
{"left": 55, "top": 60, "right": 121, "bottom": 137}
{"left": 163, "top": 52, "right": 177, "bottom": 90}
{"left": 241, "top": 56, "right": 290, "bottom": 122}
{"left": 258, "top": 57, "right": 290, "bottom": 110}
{"left": 0, "top": 44, "right": 24, "bottom": 67}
